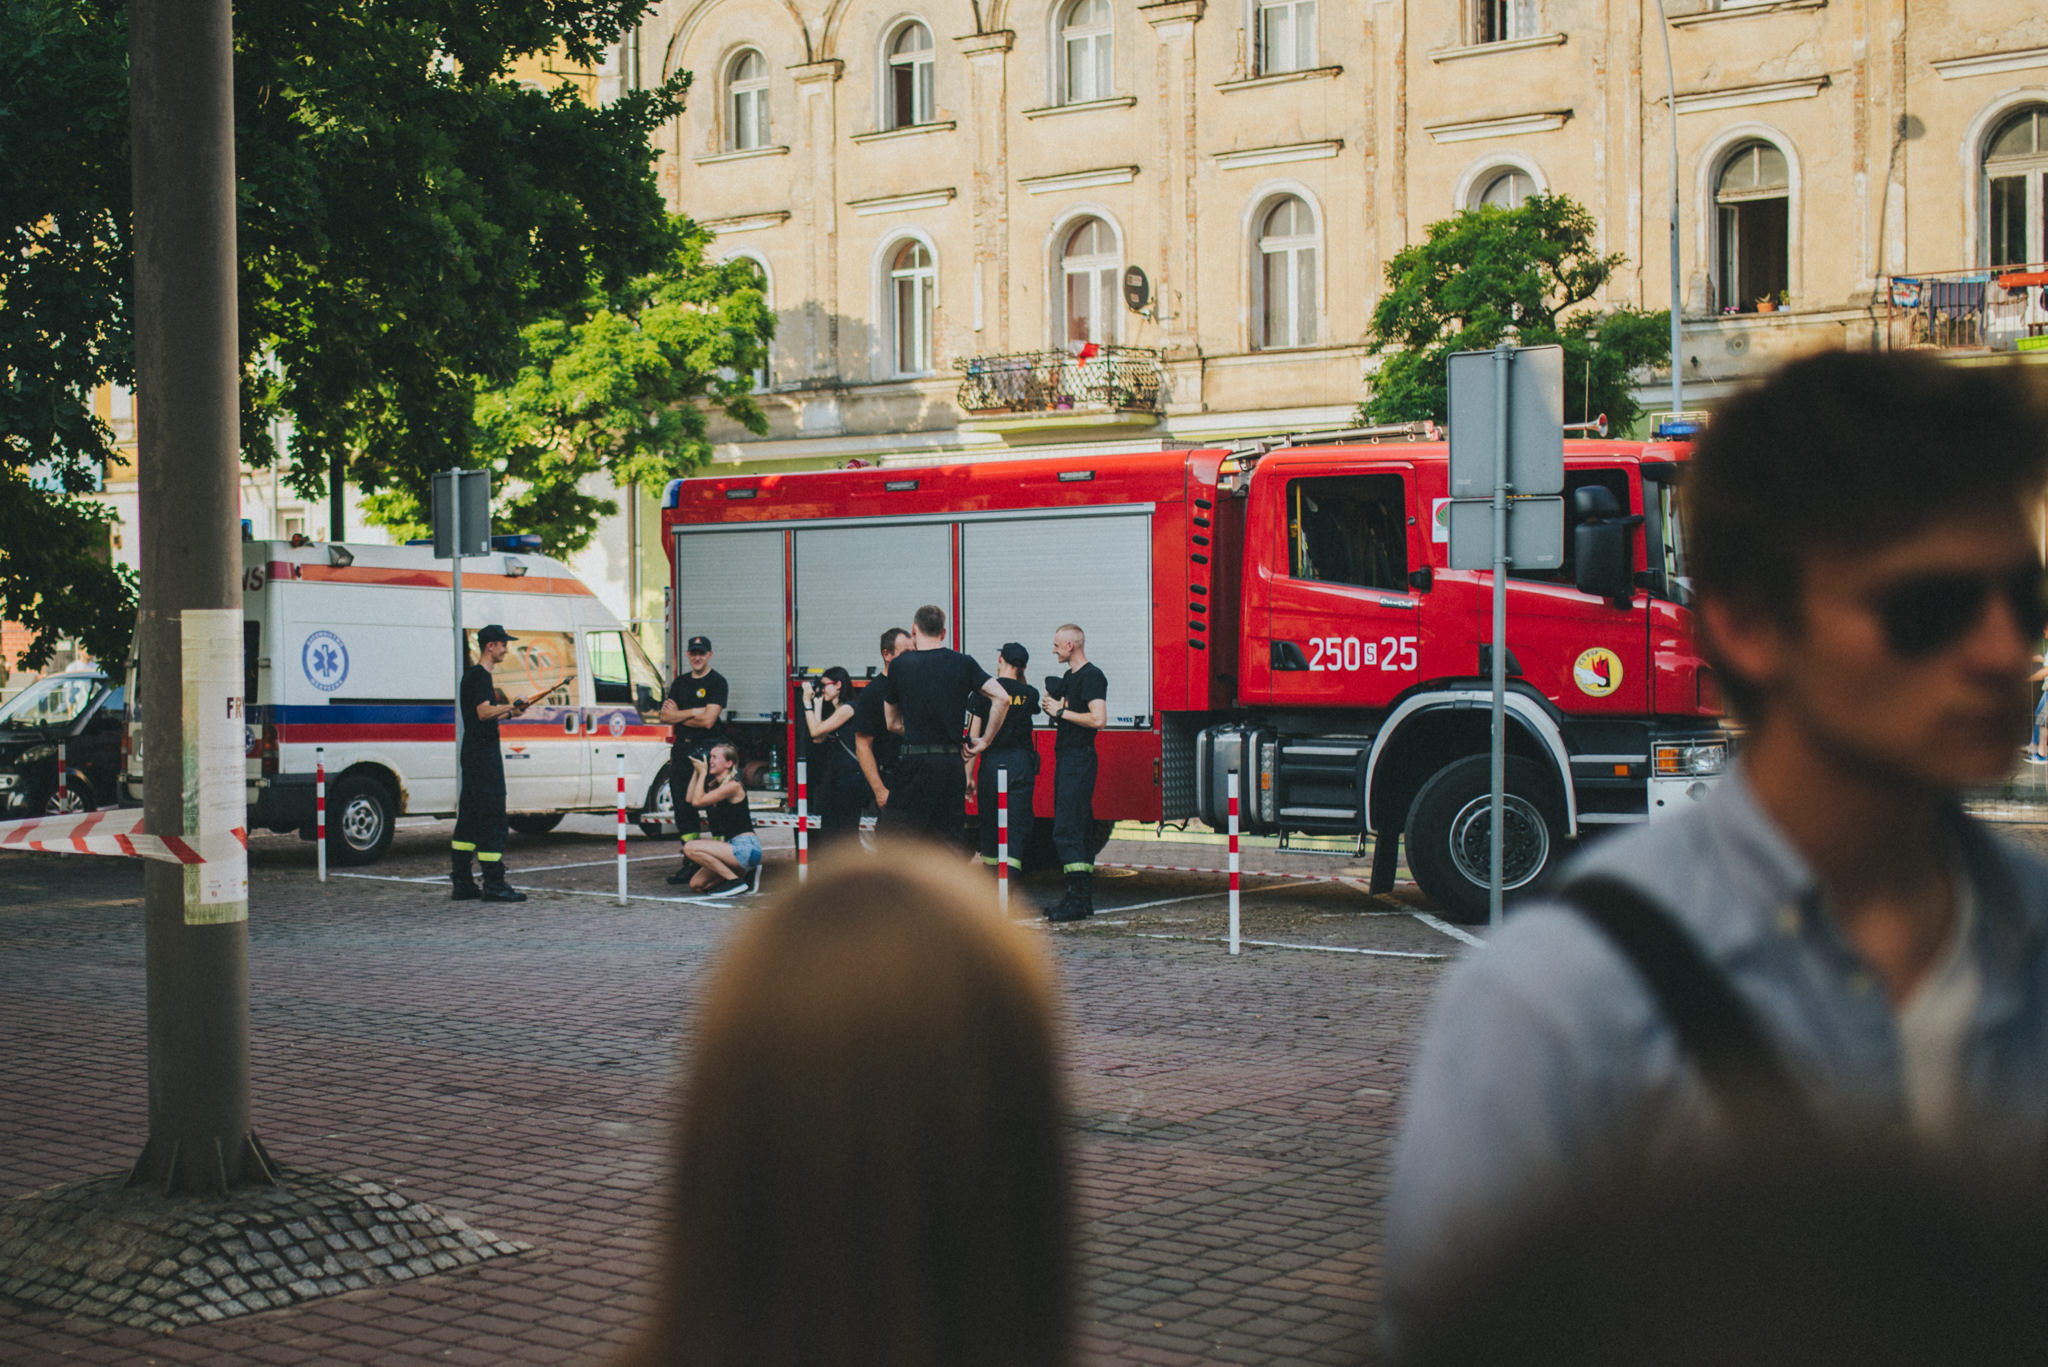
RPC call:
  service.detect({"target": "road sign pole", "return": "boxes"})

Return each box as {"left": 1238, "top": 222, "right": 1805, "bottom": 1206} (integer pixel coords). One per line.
{"left": 1490, "top": 340, "right": 1513, "bottom": 929}
{"left": 449, "top": 477, "right": 464, "bottom": 819}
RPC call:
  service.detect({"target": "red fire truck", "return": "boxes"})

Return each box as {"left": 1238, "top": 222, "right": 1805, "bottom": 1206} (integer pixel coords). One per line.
{"left": 658, "top": 427, "right": 1732, "bottom": 922}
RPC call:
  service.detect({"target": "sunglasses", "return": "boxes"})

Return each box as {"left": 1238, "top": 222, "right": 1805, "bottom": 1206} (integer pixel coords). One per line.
{"left": 1869, "top": 563, "right": 2048, "bottom": 660}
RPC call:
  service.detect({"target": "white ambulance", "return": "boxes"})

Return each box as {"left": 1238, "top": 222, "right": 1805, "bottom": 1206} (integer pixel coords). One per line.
{"left": 121, "top": 539, "right": 677, "bottom": 865}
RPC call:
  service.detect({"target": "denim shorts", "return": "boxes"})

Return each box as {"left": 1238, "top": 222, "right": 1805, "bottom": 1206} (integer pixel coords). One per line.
{"left": 727, "top": 832, "right": 763, "bottom": 870}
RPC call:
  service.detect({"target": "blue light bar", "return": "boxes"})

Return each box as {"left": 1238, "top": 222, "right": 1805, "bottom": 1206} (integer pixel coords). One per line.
{"left": 662, "top": 478, "right": 685, "bottom": 509}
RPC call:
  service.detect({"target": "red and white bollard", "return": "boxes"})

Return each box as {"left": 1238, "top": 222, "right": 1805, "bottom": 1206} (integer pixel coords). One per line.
{"left": 1227, "top": 769, "right": 1241, "bottom": 956}
{"left": 616, "top": 752, "right": 628, "bottom": 906}
{"left": 316, "top": 746, "right": 327, "bottom": 883}
{"left": 796, "top": 759, "right": 809, "bottom": 885}
{"left": 56, "top": 740, "right": 68, "bottom": 811}
{"left": 997, "top": 767, "right": 1009, "bottom": 915}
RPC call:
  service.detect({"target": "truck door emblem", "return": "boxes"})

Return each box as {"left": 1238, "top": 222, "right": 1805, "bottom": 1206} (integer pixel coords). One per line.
{"left": 302, "top": 631, "right": 349, "bottom": 693}
{"left": 1573, "top": 647, "right": 1622, "bottom": 698}
{"left": 608, "top": 713, "right": 627, "bottom": 737}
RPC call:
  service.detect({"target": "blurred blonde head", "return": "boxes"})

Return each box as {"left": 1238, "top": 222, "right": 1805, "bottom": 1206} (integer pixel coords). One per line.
{"left": 625, "top": 842, "right": 1074, "bottom": 1367}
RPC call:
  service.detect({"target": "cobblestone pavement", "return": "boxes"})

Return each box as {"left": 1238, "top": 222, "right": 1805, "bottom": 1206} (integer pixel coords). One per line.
{"left": 1, "top": 816, "right": 1467, "bottom": 1367}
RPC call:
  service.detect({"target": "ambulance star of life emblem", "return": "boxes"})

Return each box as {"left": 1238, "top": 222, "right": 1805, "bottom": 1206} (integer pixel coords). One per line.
{"left": 302, "top": 630, "right": 350, "bottom": 693}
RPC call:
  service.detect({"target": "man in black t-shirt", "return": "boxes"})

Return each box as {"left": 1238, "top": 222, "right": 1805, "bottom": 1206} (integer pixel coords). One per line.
{"left": 853, "top": 626, "right": 910, "bottom": 825}
{"left": 660, "top": 635, "right": 729, "bottom": 880}
{"left": 1042, "top": 622, "right": 1109, "bottom": 922}
{"left": 452, "top": 624, "right": 529, "bottom": 902}
{"left": 969, "top": 641, "right": 1040, "bottom": 871}
{"left": 876, "top": 604, "right": 1010, "bottom": 843}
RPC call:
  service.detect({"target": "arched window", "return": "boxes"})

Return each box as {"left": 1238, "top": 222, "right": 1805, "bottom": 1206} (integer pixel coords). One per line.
{"left": 1061, "top": 0, "right": 1113, "bottom": 104}
{"left": 1713, "top": 140, "right": 1790, "bottom": 313}
{"left": 1256, "top": 196, "right": 1318, "bottom": 349}
{"left": 890, "top": 240, "right": 936, "bottom": 376}
{"left": 1059, "top": 217, "right": 1119, "bottom": 348}
{"left": 886, "top": 22, "right": 935, "bottom": 129}
{"left": 1257, "top": 0, "right": 1316, "bottom": 75}
{"left": 1472, "top": 167, "right": 1536, "bottom": 210}
{"left": 1984, "top": 105, "right": 2048, "bottom": 267}
{"left": 727, "top": 50, "right": 770, "bottom": 151}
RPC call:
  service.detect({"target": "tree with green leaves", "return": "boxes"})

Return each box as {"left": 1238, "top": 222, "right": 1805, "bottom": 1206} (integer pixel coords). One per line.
{"left": 3, "top": 0, "right": 768, "bottom": 670}
{"left": 1360, "top": 193, "right": 1670, "bottom": 434}
{"left": 363, "top": 224, "right": 772, "bottom": 551}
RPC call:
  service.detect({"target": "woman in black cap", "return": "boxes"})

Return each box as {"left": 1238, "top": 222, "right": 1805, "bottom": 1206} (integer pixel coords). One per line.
{"left": 968, "top": 643, "right": 1040, "bottom": 876}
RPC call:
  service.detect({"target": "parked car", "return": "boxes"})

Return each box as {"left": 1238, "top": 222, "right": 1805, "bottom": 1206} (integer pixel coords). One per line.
{"left": 0, "top": 667, "right": 123, "bottom": 818}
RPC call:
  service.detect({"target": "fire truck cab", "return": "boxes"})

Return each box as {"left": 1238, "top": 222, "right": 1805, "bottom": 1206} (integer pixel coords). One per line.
{"left": 662, "top": 431, "right": 1731, "bottom": 922}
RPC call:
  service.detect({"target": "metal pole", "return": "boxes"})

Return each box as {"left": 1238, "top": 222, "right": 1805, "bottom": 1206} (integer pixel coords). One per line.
{"left": 997, "top": 767, "right": 1009, "bottom": 915}
{"left": 796, "top": 758, "right": 809, "bottom": 886}
{"left": 616, "top": 753, "right": 628, "bottom": 906}
{"left": 56, "top": 741, "right": 68, "bottom": 811}
{"left": 1227, "top": 770, "right": 1241, "bottom": 956}
{"left": 316, "top": 748, "right": 326, "bottom": 883}
{"left": 130, "top": 0, "right": 272, "bottom": 1194}
{"left": 1490, "top": 340, "right": 1513, "bottom": 929}
{"left": 450, "top": 476, "right": 464, "bottom": 817}
{"left": 1654, "top": 0, "right": 1684, "bottom": 420}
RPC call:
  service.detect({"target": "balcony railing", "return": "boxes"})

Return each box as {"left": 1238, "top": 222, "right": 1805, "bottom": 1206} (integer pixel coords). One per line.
{"left": 1882, "top": 264, "right": 2048, "bottom": 354}
{"left": 955, "top": 346, "right": 1164, "bottom": 416}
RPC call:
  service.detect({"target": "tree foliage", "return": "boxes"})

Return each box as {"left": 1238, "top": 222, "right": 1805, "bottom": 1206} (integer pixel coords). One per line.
{"left": 1360, "top": 194, "right": 1671, "bottom": 434}
{"left": 3, "top": 0, "right": 765, "bottom": 670}
{"left": 363, "top": 223, "right": 772, "bottom": 551}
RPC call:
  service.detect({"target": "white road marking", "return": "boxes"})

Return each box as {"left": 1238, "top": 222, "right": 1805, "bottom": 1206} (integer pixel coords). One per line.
{"left": 511, "top": 853, "right": 677, "bottom": 873}
{"left": 1132, "top": 932, "right": 1447, "bottom": 960}
{"left": 1407, "top": 911, "right": 1486, "bottom": 948}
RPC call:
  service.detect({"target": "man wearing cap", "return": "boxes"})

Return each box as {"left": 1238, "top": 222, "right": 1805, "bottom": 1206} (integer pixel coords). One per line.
{"left": 452, "top": 624, "right": 529, "bottom": 902}
{"left": 661, "top": 635, "right": 729, "bottom": 882}
{"left": 968, "top": 642, "right": 1041, "bottom": 872}
{"left": 878, "top": 604, "right": 1011, "bottom": 842}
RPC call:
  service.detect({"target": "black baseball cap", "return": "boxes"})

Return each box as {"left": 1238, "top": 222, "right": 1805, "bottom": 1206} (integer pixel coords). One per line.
{"left": 999, "top": 641, "right": 1030, "bottom": 667}
{"left": 686, "top": 636, "right": 713, "bottom": 654}
{"left": 477, "top": 625, "right": 516, "bottom": 645}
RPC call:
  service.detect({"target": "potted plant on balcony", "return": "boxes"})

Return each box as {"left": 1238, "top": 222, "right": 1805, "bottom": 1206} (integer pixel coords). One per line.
{"left": 1755, "top": 294, "right": 1777, "bottom": 314}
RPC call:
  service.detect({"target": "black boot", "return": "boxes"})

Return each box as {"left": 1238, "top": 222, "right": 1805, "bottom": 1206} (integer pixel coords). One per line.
{"left": 451, "top": 850, "right": 479, "bottom": 900}
{"left": 479, "top": 862, "right": 527, "bottom": 903}
{"left": 1047, "top": 872, "right": 1093, "bottom": 923}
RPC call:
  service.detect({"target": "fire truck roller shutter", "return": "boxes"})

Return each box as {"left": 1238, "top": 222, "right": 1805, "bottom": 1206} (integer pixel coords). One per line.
{"left": 793, "top": 523, "right": 952, "bottom": 672}
{"left": 671, "top": 528, "right": 787, "bottom": 721}
{"left": 959, "top": 513, "right": 1153, "bottom": 724}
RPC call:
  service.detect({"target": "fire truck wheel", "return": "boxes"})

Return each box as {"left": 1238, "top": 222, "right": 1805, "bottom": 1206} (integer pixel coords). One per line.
{"left": 508, "top": 813, "right": 565, "bottom": 836}
{"left": 326, "top": 774, "right": 396, "bottom": 866}
{"left": 1405, "top": 755, "right": 1567, "bottom": 925}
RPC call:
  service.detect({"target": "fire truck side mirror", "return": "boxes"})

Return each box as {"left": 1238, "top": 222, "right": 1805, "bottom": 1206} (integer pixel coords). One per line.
{"left": 1574, "top": 521, "right": 1635, "bottom": 603}
{"left": 636, "top": 683, "right": 658, "bottom": 715}
{"left": 1408, "top": 567, "right": 1433, "bottom": 592}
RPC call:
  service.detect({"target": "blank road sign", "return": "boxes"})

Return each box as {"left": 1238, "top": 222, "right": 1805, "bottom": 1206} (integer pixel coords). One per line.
{"left": 431, "top": 469, "right": 491, "bottom": 559}
{"left": 1447, "top": 344, "right": 1565, "bottom": 499}
{"left": 1446, "top": 496, "right": 1565, "bottom": 572}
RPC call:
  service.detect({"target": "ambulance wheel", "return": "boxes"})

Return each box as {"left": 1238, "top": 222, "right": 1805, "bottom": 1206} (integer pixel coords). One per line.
{"left": 326, "top": 774, "right": 395, "bottom": 866}
{"left": 638, "top": 767, "right": 675, "bottom": 838}
{"left": 1405, "top": 755, "right": 1566, "bottom": 926}
{"left": 508, "top": 813, "right": 564, "bottom": 836}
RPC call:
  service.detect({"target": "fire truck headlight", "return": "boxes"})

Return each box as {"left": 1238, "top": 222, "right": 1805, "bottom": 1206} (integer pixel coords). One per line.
{"left": 1653, "top": 739, "right": 1729, "bottom": 778}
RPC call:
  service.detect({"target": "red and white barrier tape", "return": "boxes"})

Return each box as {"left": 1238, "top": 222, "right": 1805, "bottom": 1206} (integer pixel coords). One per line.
{"left": 0, "top": 806, "right": 246, "bottom": 866}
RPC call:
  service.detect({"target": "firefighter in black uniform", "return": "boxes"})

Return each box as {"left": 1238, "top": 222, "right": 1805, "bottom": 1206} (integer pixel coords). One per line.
{"left": 968, "top": 642, "right": 1040, "bottom": 872}
{"left": 853, "top": 626, "right": 911, "bottom": 822}
{"left": 661, "top": 634, "right": 729, "bottom": 884}
{"left": 1042, "top": 622, "right": 1107, "bottom": 922}
{"left": 452, "top": 624, "right": 529, "bottom": 902}
{"left": 877, "top": 604, "right": 1011, "bottom": 841}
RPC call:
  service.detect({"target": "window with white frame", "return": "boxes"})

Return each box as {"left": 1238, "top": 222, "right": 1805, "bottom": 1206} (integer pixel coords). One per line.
{"left": 1061, "top": 0, "right": 1113, "bottom": 104}
{"left": 1713, "top": 139, "right": 1790, "bottom": 313}
{"left": 1471, "top": 167, "right": 1537, "bottom": 210}
{"left": 1473, "top": 0, "right": 1537, "bottom": 43}
{"left": 890, "top": 240, "right": 936, "bottom": 375}
{"left": 727, "top": 49, "right": 770, "bottom": 150}
{"left": 886, "top": 22, "right": 935, "bottom": 128}
{"left": 1256, "top": 0, "right": 1316, "bottom": 75}
{"left": 1984, "top": 105, "right": 2048, "bottom": 268}
{"left": 1059, "top": 218, "right": 1119, "bottom": 348}
{"left": 1255, "top": 196, "right": 1318, "bottom": 349}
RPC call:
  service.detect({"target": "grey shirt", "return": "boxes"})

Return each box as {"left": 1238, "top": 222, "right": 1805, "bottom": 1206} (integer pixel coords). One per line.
{"left": 1384, "top": 766, "right": 2048, "bottom": 1344}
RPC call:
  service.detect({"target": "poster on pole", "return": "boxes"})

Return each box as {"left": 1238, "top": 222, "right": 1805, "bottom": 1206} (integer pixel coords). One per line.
{"left": 181, "top": 608, "right": 248, "bottom": 924}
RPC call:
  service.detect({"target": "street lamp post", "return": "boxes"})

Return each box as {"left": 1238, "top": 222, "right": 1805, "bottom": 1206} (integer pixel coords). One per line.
{"left": 1654, "top": 0, "right": 1684, "bottom": 420}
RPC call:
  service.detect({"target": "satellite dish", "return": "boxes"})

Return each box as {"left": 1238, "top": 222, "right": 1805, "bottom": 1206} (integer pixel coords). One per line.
{"left": 1123, "top": 266, "right": 1151, "bottom": 313}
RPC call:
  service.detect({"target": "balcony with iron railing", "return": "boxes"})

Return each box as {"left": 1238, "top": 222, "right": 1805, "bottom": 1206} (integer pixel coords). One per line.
{"left": 1881, "top": 264, "right": 2048, "bottom": 355}
{"left": 954, "top": 346, "right": 1165, "bottom": 434}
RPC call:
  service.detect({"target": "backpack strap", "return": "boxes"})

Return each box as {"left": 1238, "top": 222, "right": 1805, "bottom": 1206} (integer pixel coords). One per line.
{"left": 1562, "top": 874, "right": 1819, "bottom": 1141}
